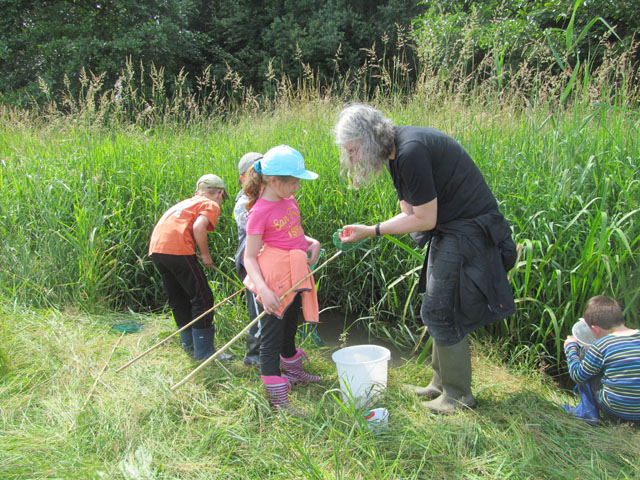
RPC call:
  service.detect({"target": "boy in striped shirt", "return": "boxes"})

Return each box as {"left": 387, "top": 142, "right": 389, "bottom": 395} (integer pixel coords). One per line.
{"left": 564, "top": 295, "right": 640, "bottom": 423}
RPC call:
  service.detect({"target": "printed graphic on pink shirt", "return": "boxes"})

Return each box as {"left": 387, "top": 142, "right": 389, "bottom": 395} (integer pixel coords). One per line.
{"left": 272, "top": 206, "right": 303, "bottom": 239}
{"left": 247, "top": 197, "right": 308, "bottom": 251}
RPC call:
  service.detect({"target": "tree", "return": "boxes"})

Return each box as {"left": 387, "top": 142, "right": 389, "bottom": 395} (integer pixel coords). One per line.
{"left": 412, "top": 0, "right": 638, "bottom": 78}
{"left": 0, "top": 0, "right": 206, "bottom": 105}
{"left": 0, "top": 0, "right": 425, "bottom": 106}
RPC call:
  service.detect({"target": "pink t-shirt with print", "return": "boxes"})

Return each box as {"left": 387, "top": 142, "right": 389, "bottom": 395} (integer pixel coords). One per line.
{"left": 246, "top": 196, "right": 308, "bottom": 251}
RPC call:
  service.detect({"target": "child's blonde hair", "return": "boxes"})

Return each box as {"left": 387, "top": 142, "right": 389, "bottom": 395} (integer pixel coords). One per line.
{"left": 583, "top": 295, "right": 624, "bottom": 330}
{"left": 242, "top": 167, "right": 297, "bottom": 211}
{"left": 242, "top": 166, "right": 263, "bottom": 211}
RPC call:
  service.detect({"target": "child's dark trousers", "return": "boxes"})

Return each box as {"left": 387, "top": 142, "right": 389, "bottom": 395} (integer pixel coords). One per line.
{"left": 151, "top": 253, "right": 214, "bottom": 330}
{"left": 259, "top": 294, "right": 301, "bottom": 376}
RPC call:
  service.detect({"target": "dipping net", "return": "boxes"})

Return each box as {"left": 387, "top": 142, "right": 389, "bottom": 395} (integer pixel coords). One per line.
{"left": 332, "top": 229, "right": 368, "bottom": 253}
{"left": 111, "top": 321, "right": 144, "bottom": 334}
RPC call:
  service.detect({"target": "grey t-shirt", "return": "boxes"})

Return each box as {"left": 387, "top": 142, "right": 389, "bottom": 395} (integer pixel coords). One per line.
{"left": 234, "top": 189, "right": 249, "bottom": 271}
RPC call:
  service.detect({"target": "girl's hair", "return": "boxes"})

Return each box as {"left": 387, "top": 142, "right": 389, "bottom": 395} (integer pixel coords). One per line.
{"left": 242, "top": 166, "right": 264, "bottom": 211}
{"left": 242, "top": 167, "right": 297, "bottom": 210}
{"left": 334, "top": 103, "right": 395, "bottom": 188}
{"left": 583, "top": 295, "right": 624, "bottom": 330}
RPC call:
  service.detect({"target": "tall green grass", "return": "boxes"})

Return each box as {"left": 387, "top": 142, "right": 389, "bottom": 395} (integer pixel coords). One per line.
{"left": 1, "top": 98, "right": 638, "bottom": 373}
{"left": 450, "top": 101, "right": 640, "bottom": 358}
{"left": 1, "top": 32, "right": 639, "bottom": 372}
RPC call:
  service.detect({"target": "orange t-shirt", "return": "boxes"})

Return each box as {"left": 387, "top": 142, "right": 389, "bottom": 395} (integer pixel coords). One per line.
{"left": 243, "top": 244, "right": 319, "bottom": 323}
{"left": 149, "top": 195, "right": 220, "bottom": 256}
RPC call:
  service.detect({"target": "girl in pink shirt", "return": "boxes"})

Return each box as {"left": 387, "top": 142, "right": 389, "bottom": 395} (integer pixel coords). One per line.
{"left": 242, "top": 145, "right": 322, "bottom": 414}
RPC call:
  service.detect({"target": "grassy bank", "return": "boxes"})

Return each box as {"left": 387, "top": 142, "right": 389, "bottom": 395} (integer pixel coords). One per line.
{"left": 1, "top": 306, "right": 639, "bottom": 479}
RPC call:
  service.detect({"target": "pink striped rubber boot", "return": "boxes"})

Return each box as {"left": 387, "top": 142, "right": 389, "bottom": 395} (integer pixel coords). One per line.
{"left": 280, "top": 348, "right": 321, "bottom": 384}
{"left": 261, "top": 375, "right": 292, "bottom": 411}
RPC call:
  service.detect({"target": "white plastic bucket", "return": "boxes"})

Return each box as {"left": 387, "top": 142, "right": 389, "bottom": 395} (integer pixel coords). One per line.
{"left": 331, "top": 345, "right": 391, "bottom": 408}
{"left": 572, "top": 317, "right": 596, "bottom": 346}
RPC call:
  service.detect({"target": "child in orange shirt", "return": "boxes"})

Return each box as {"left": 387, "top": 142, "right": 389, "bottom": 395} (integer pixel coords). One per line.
{"left": 149, "top": 174, "right": 231, "bottom": 361}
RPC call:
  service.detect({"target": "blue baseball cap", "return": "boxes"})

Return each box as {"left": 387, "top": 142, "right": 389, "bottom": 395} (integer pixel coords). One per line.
{"left": 257, "top": 145, "right": 318, "bottom": 180}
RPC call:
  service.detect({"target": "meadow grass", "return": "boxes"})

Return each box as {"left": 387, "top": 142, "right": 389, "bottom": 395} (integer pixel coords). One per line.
{"left": 2, "top": 306, "right": 640, "bottom": 480}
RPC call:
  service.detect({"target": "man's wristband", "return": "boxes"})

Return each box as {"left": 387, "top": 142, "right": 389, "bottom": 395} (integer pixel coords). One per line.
{"left": 375, "top": 223, "right": 381, "bottom": 237}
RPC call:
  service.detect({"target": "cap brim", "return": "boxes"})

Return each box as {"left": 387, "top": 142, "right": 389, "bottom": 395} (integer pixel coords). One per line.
{"left": 294, "top": 170, "right": 318, "bottom": 180}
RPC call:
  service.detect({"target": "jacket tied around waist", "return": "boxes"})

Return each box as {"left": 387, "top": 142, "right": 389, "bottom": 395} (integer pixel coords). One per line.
{"left": 243, "top": 244, "right": 319, "bottom": 323}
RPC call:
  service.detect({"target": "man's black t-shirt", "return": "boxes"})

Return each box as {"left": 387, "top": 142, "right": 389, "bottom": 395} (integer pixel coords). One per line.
{"left": 388, "top": 126, "right": 498, "bottom": 225}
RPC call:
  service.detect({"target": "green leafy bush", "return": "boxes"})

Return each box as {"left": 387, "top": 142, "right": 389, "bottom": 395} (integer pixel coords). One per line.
{"left": 412, "top": 0, "right": 638, "bottom": 99}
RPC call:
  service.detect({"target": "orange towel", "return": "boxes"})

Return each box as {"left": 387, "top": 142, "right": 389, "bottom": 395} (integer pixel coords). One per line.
{"left": 243, "top": 244, "right": 319, "bottom": 323}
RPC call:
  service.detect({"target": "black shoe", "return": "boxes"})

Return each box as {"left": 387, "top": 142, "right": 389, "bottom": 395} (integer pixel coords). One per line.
{"left": 243, "top": 355, "right": 260, "bottom": 367}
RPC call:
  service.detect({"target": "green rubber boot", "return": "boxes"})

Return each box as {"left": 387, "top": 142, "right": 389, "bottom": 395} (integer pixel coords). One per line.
{"left": 404, "top": 342, "right": 442, "bottom": 399}
{"left": 422, "top": 337, "right": 476, "bottom": 414}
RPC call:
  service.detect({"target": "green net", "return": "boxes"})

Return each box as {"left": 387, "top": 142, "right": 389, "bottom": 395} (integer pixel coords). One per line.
{"left": 298, "top": 323, "right": 325, "bottom": 347}
{"left": 111, "top": 321, "right": 144, "bottom": 334}
{"left": 332, "top": 229, "right": 368, "bottom": 253}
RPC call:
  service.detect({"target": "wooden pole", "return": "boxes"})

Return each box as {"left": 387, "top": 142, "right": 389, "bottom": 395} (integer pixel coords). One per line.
{"left": 115, "top": 287, "right": 245, "bottom": 373}
{"left": 171, "top": 250, "right": 342, "bottom": 391}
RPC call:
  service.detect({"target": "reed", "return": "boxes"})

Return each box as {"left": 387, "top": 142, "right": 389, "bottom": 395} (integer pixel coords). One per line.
{"left": 1, "top": 33, "right": 638, "bottom": 373}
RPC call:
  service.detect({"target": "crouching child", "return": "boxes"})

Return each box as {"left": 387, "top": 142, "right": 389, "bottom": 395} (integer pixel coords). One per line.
{"left": 564, "top": 295, "right": 640, "bottom": 424}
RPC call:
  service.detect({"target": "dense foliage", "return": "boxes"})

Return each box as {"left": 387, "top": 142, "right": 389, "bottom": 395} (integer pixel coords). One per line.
{"left": 0, "top": 0, "right": 424, "bottom": 106}
{"left": 2, "top": 1, "right": 639, "bottom": 108}
{"left": 416, "top": 1, "right": 637, "bottom": 69}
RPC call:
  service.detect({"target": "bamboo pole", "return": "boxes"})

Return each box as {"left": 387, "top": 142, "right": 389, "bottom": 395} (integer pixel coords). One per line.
{"left": 115, "top": 287, "right": 245, "bottom": 373}
{"left": 171, "top": 250, "right": 342, "bottom": 391}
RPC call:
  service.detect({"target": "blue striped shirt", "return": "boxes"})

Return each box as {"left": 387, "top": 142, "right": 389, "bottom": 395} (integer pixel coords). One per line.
{"left": 565, "top": 332, "right": 640, "bottom": 421}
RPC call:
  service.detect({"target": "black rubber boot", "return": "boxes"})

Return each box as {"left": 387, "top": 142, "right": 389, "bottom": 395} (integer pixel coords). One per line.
{"left": 244, "top": 331, "right": 260, "bottom": 366}
{"left": 192, "top": 326, "right": 231, "bottom": 362}
{"left": 179, "top": 327, "right": 194, "bottom": 354}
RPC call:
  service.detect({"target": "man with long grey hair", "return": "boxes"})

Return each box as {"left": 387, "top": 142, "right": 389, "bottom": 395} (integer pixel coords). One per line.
{"left": 336, "top": 104, "right": 395, "bottom": 188}
{"left": 335, "top": 103, "right": 516, "bottom": 414}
